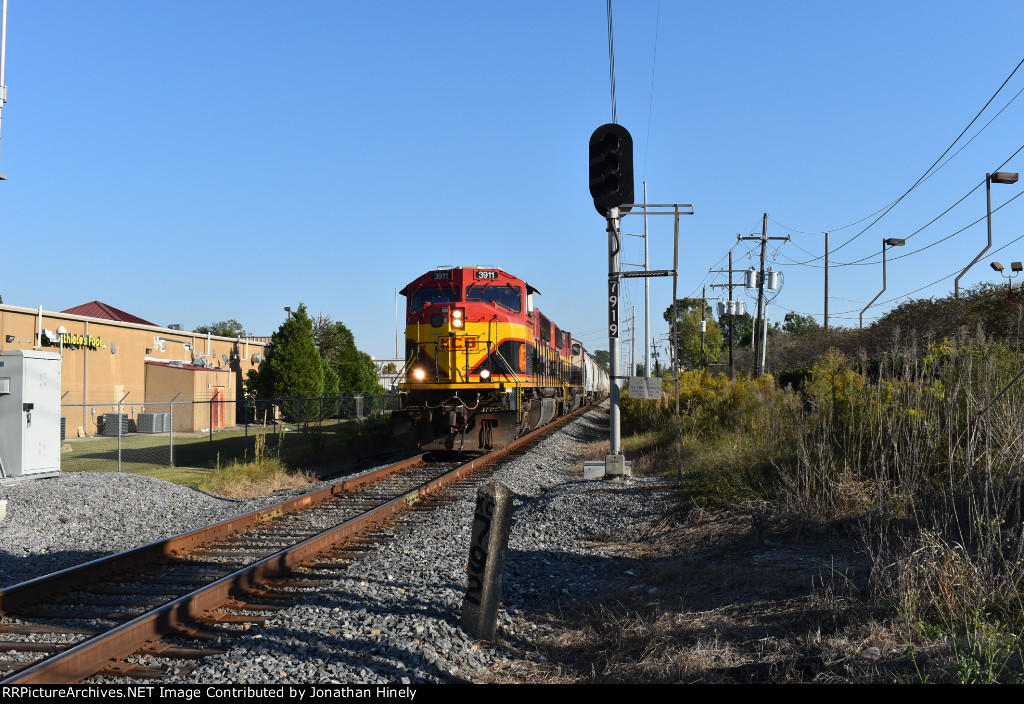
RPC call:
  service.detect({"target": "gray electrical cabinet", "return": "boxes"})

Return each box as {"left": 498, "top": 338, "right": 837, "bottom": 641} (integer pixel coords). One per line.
{"left": 0, "top": 350, "right": 62, "bottom": 482}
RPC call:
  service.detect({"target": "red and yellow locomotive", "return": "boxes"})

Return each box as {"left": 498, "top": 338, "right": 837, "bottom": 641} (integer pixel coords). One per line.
{"left": 392, "top": 266, "right": 604, "bottom": 452}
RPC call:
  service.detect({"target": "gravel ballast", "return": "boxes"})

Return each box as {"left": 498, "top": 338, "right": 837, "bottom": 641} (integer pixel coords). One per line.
{"left": 0, "top": 409, "right": 672, "bottom": 684}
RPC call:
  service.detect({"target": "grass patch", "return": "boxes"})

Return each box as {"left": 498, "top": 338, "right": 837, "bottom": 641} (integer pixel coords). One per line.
{"left": 61, "top": 417, "right": 393, "bottom": 493}
{"left": 674, "top": 431, "right": 779, "bottom": 508}
{"left": 197, "top": 434, "right": 313, "bottom": 498}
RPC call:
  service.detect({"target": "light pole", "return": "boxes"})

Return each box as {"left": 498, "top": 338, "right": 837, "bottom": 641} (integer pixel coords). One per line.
{"left": 956, "top": 172, "right": 1019, "bottom": 298}
{"left": 860, "top": 238, "right": 905, "bottom": 329}
{"left": 990, "top": 260, "right": 1023, "bottom": 296}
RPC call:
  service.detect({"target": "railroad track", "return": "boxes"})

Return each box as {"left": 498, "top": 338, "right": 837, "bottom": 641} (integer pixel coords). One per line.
{"left": 0, "top": 403, "right": 597, "bottom": 684}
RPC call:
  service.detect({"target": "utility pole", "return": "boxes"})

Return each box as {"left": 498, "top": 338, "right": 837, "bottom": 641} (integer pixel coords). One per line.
{"left": 824, "top": 231, "right": 829, "bottom": 331}
{"left": 728, "top": 250, "right": 734, "bottom": 378}
{"left": 738, "top": 214, "right": 789, "bottom": 376}
{"left": 621, "top": 182, "right": 652, "bottom": 375}
{"left": 630, "top": 305, "right": 636, "bottom": 376}
{"left": 643, "top": 182, "right": 650, "bottom": 376}
{"left": 700, "top": 285, "right": 706, "bottom": 368}
{"left": 708, "top": 251, "right": 748, "bottom": 380}
{"left": 754, "top": 214, "right": 768, "bottom": 376}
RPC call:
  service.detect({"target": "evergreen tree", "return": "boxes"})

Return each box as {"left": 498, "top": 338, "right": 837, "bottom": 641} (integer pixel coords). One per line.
{"left": 314, "top": 314, "right": 380, "bottom": 395}
{"left": 249, "top": 303, "right": 324, "bottom": 421}
{"left": 321, "top": 356, "right": 340, "bottom": 418}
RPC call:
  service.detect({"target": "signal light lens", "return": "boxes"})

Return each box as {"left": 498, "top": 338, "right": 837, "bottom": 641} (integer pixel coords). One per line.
{"left": 589, "top": 123, "right": 634, "bottom": 216}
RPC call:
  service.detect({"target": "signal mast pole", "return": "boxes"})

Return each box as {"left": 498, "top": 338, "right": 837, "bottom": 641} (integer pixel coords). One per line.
{"left": 607, "top": 207, "right": 623, "bottom": 465}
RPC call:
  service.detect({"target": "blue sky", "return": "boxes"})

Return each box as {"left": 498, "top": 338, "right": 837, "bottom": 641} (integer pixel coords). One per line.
{"left": 2, "top": 2, "right": 1022, "bottom": 367}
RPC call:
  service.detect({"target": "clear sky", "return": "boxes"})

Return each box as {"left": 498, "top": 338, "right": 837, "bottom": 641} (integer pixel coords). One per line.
{"left": 2, "top": 2, "right": 1022, "bottom": 367}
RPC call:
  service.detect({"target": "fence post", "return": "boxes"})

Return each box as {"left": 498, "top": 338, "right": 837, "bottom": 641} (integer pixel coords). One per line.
{"left": 116, "top": 392, "right": 129, "bottom": 473}
{"left": 168, "top": 392, "right": 181, "bottom": 466}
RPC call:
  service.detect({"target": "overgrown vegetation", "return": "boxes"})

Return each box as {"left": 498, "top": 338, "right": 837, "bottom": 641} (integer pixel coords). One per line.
{"left": 198, "top": 433, "right": 312, "bottom": 498}
{"left": 610, "top": 284, "right": 1024, "bottom": 682}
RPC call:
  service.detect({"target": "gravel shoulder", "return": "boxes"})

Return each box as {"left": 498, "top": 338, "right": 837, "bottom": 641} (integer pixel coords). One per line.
{"left": 1, "top": 408, "right": 678, "bottom": 684}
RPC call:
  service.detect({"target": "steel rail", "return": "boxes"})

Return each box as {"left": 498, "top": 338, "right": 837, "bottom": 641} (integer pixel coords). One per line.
{"left": 0, "top": 453, "right": 427, "bottom": 615}
{"left": 2, "top": 402, "right": 600, "bottom": 684}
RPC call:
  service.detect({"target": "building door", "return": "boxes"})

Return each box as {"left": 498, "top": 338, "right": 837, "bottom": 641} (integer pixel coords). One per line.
{"left": 211, "top": 387, "right": 226, "bottom": 429}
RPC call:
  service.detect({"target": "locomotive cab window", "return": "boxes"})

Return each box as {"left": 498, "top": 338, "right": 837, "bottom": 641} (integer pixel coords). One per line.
{"left": 465, "top": 284, "right": 522, "bottom": 313}
{"left": 408, "top": 285, "right": 460, "bottom": 311}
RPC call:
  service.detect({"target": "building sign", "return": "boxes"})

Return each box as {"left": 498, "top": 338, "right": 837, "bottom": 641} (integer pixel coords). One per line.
{"left": 44, "top": 332, "right": 105, "bottom": 349}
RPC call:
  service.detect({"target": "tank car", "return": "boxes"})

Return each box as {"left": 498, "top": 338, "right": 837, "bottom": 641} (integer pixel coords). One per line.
{"left": 391, "top": 266, "right": 605, "bottom": 452}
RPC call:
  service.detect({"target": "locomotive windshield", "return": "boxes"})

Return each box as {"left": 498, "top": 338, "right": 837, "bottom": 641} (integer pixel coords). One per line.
{"left": 408, "top": 284, "right": 459, "bottom": 311}
{"left": 465, "top": 284, "right": 522, "bottom": 313}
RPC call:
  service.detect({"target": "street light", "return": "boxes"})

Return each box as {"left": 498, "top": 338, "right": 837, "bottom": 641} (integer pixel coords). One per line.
{"left": 860, "top": 238, "right": 906, "bottom": 329}
{"left": 955, "top": 172, "right": 1020, "bottom": 298}
{"left": 991, "top": 260, "right": 1023, "bottom": 295}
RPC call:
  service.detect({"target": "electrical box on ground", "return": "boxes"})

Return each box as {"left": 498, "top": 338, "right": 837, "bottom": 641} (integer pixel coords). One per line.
{"left": 0, "top": 350, "right": 62, "bottom": 482}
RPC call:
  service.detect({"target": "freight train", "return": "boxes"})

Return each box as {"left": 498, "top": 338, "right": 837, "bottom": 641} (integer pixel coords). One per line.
{"left": 391, "top": 266, "right": 609, "bottom": 452}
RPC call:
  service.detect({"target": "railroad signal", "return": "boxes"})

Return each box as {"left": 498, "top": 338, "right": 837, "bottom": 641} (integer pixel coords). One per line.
{"left": 589, "top": 123, "right": 634, "bottom": 216}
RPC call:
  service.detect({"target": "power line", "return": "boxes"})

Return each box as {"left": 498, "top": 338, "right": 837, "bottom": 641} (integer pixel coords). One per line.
{"left": 606, "top": 0, "right": 617, "bottom": 124}
{"left": 642, "top": 0, "right": 661, "bottom": 181}
{"left": 774, "top": 57, "right": 1024, "bottom": 254}
{"left": 776, "top": 141, "right": 1024, "bottom": 270}
{"left": 774, "top": 182, "right": 1024, "bottom": 270}
{"left": 825, "top": 230, "right": 1024, "bottom": 317}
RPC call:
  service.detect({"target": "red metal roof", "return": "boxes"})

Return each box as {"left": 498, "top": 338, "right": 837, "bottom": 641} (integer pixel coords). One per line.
{"left": 61, "top": 301, "right": 158, "bottom": 327}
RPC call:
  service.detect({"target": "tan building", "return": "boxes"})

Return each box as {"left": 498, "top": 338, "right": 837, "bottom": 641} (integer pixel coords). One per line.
{"left": 0, "top": 302, "right": 268, "bottom": 435}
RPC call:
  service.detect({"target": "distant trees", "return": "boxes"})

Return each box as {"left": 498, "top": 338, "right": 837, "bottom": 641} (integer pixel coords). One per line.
{"left": 593, "top": 350, "right": 610, "bottom": 372}
{"left": 782, "top": 313, "right": 821, "bottom": 337}
{"left": 724, "top": 310, "right": 755, "bottom": 348}
{"left": 663, "top": 298, "right": 724, "bottom": 368}
{"left": 194, "top": 319, "right": 248, "bottom": 337}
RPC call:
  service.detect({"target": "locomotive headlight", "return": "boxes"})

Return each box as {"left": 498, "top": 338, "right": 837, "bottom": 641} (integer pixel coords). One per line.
{"left": 451, "top": 308, "right": 465, "bottom": 329}
{"left": 413, "top": 368, "right": 426, "bottom": 381}
{"left": 480, "top": 368, "right": 491, "bottom": 380}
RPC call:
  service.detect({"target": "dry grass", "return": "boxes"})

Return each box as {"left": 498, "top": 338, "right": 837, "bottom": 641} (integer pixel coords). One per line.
{"left": 197, "top": 433, "right": 315, "bottom": 498}
{"left": 488, "top": 500, "right": 910, "bottom": 683}
{"left": 486, "top": 340, "right": 1024, "bottom": 683}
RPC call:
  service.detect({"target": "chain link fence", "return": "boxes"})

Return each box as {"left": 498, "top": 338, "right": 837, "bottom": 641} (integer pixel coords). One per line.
{"left": 59, "top": 394, "right": 401, "bottom": 474}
